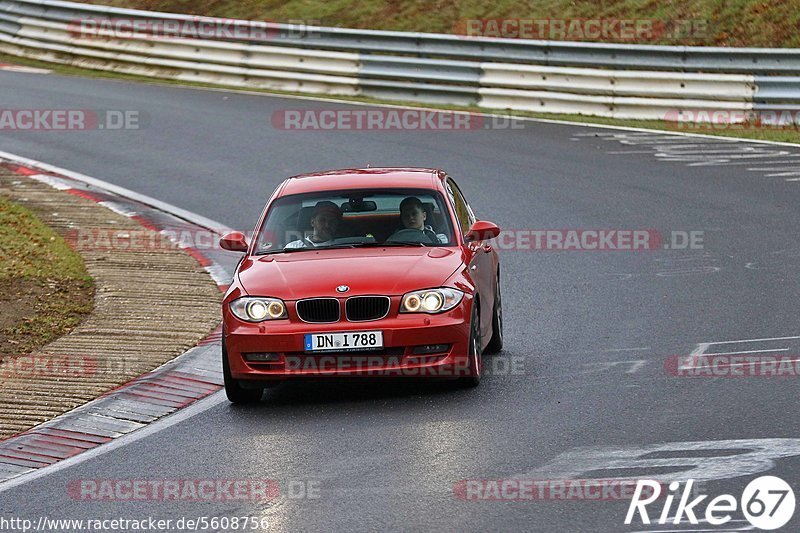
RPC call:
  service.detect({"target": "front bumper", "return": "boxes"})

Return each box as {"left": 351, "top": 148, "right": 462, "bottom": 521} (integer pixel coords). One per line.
{"left": 224, "top": 301, "right": 473, "bottom": 380}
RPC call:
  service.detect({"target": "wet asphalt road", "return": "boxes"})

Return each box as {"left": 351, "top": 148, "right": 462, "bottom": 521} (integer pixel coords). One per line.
{"left": 2, "top": 70, "right": 800, "bottom": 532}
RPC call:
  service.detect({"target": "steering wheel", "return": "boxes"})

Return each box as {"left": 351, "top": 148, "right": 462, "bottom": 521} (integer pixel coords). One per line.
{"left": 386, "top": 228, "right": 436, "bottom": 244}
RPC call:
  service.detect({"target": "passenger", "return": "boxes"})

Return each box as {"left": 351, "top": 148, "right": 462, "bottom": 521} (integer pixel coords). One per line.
{"left": 285, "top": 201, "right": 342, "bottom": 248}
{"left": 391, "top": 196, "right": 448, "bottom": 244}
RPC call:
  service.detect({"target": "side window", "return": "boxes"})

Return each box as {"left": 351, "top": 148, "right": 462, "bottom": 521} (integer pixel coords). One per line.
{"left": 445, "top": 178, "right": 475, "bottom": 233}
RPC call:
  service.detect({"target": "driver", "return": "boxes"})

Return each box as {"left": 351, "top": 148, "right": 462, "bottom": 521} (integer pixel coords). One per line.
{"left": 285, "top": 201, "right": 342, "bottom": 248}
{"left": 392, "top": 197, "right": 448, "bottom": 244}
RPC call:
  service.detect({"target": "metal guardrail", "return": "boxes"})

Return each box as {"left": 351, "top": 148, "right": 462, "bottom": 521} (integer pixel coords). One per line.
{"left": 0, "top": 0, "right": 798, "bottom": 122}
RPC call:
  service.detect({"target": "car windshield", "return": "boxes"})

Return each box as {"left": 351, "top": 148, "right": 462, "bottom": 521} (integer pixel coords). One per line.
{"left": 254, "top": 189, "right": 455, "bottom": 254}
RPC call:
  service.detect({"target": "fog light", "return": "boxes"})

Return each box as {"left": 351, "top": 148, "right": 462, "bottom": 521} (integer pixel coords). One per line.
{"left": 412, "top": 344, "right": 451, "bottom": 355}
{"left": 244, "top": 352, "right": 280, "bottom": 362}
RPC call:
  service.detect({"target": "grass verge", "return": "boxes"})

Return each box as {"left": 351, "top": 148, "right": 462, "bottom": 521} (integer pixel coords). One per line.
{"left": 81, "top": 0, "right": 800, "bottom": 48}
{"left": 0, "top": 195, "right": 95, "bottom": 357}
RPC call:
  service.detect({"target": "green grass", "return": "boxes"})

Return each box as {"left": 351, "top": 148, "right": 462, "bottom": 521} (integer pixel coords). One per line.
{"left": 81, "top": 0, "right": 800, "bottom": 47}
{"left": 3, "top": 51, "right": 798, "bottom": 145}
{"left": 0, "top": 196, "right": 94, "bottom": 355}
{"left": 0, "top": 199, "right": 91, "bottom": 281}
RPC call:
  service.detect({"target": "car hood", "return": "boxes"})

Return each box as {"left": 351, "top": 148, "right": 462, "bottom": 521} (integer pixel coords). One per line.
{"left": 236, "top": 248, "right": 464, "bottom": 300}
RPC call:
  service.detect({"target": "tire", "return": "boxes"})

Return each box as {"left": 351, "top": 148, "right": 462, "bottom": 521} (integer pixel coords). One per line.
{"left": 222, "top": 335, "right": 263, "bottom": 404}
{"left": 458, "top": 300, "right": 482, "bottom": 388}
{"left": 484, "top": 271, "right": 503, "bottom": 354}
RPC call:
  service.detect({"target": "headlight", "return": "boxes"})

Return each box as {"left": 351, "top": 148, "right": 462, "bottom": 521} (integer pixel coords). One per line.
{"left": 400, "top": 288, "right": 464, "bottom": 314}
{"left": 230, "top": 297, "right": 288, "bottom": 322}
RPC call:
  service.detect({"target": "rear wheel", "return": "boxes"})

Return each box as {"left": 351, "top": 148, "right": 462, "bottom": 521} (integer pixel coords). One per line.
{"left": 222, "top": 335, "right": 263, "bottom": 404}
{"left": 484, "top": 271, "right": 503, "bottom": 354}
{"left": 458, "top": 301, "right": 482, "bottom": 388}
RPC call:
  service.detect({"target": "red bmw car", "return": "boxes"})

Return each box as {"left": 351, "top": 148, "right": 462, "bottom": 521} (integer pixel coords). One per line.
{"left": 219, "top": 168, "right": 502, "bottom": 403}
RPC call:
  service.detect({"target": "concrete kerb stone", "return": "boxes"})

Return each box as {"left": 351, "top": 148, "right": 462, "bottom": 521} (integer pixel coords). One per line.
{"left": 0, "top": 158, "right": 235, "bottom": 483}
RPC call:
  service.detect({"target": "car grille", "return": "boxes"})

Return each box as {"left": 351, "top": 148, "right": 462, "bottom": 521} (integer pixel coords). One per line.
{"left": 296, "top": 298, "right": 340, "bottom": 323}
{"left": 346, "top": 296, "right": 391, "bottom": 321}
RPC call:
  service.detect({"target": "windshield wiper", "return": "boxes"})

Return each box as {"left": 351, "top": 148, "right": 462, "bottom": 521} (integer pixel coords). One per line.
{"left": 255, "top": 244, "right": 357, "bottom": 255}
{"left": 255, "top": 247, "right": 318, "bottom": 255}
{"left": 254, "top": 242, "right": 430, "bottom": 255}
{"left": 315, "top": 244, "right": 359, "bottom": 250}
{"left": 350, "top": 241, "right": 428, "bottom": 247}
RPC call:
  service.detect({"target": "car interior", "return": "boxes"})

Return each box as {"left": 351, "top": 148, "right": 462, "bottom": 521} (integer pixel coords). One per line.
{"left": 294, "top": 202, "right": 443, "bottom": 241}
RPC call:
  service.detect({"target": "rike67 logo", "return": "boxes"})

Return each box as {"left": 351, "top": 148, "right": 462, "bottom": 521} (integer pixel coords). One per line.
{"left": 625, "top": 476, "right": 795, "bottom": 530}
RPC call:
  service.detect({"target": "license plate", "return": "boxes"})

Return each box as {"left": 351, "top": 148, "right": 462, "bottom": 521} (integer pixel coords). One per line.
{"left": 304, "top": 331, "right": 383, "bottom": 352}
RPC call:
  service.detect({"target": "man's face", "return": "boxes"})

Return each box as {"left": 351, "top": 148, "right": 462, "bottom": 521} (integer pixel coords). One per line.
{"left": 401, "top": 205, "right": 426, "bottom": 230}
{"left": 311, "top": 212, "right": 339, "bottom": 241}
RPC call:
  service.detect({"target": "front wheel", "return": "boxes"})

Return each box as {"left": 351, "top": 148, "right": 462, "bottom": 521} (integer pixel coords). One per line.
{"left": 458, "top": 301, "right": 482, "bottom": 388}
{"left": 222, "top": 335, "right": 263, "bottom": 404}
{"left": 484, "top": 271, "right": 503, "bottom": 354}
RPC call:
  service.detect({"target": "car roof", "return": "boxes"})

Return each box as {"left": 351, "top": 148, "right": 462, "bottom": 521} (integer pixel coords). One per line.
{"left": 277, "top": 168, "right": 445, "bottom": 196}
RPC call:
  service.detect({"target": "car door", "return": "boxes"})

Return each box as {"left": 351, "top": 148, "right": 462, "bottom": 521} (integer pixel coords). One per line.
{"left": 445, "top": 177, "right": 496, "bottom": 343}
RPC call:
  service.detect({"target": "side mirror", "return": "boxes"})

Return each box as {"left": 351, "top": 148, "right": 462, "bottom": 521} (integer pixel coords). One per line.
{"left": 219, "top": 231, "right": 249, "bottom": 252}
{"left": 465, "top": 220, "right": 500, "bottom": 243}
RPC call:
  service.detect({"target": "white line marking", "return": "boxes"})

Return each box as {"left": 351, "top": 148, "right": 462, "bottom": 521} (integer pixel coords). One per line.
{"left": 577, "top": 360, "right": 650, "bottom": 373}
{"left": 584, "top": 130, "right": 800, "bottom": 179}
{"left": 0, "top": 391, "right": 227, "bottom": 494}
{"left": 746, "top": 165, "right": 800, "bottom": 170}
{"left": 691, "top": 343, "right": 711, "bottom": 356}
{"left": 702, "top": 348, "right": 790, "bottom": 356}
{"left": 0, "top": 151, "right": 234, "bottom": 491}
{"left": 511, "top": 438, "right": 800, "bottom": 485}
{"left": 680, "top": 335, "right": 800, "bottom": 370}
{"left": 691, "top": 358, "right": 800, "bottom": 370}
{"left": 0, "top": 151, "right": 231, "bottom": 234}
{"left": 28, "top": 173, "right": 71, "bottom": 191}
{"left": 580, "top": 359, "right": 649, "bottom": 367}
{"left": 661, "top": 153, "right": 793, "bottom": 163}
{"left": 656, "top": 148, "right": 781, "bottom": 155}
{"left": 615, "top": 139, "right": 710, "bottom": 144}
{"left": 565, "top": 347, "right": 651, "bottom": 354}
{"left": 204, "top": 263, "right": 232, "bottom": 286}
{"left": 633, "top": 517, "right": 755, "bottom": 531}
{"left": 662, "top": 518, "right": 752, "bottom": 524}
{"left": 654, "top": 267, "right": 721, "bottom": 277}
{"left": 98, "top": 200, "right": 138, "bottom": 218}
{"left": 679, "top": 343, "right": 710, "bottom": 371}
{"left": 633, "top": 526, "right": 753, "bottom": 533}
{"left": 703, "top": 335, "right": 800, "bottom": 345}
{"left": 708, "top": 159, "right": 800, "bottom": 166}
{"left": 764, "top": 171, "right": 800, "bottom": 177}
